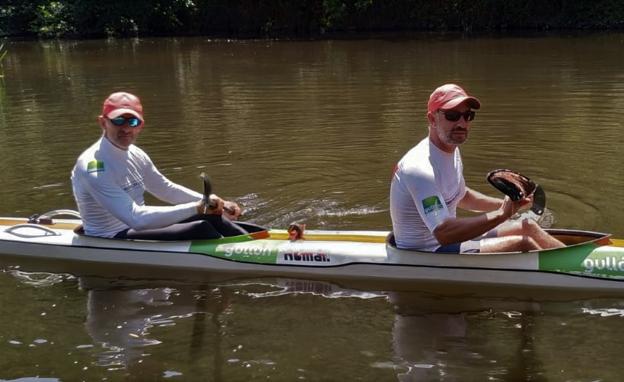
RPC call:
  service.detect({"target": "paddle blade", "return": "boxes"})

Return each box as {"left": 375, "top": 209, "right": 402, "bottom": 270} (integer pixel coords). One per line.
{"left": 487, "top": 169, "right": 536, "bottom": 201}
{"left": 199, "top": 172, "right": 212, "bottom": 200}
{"left": 531, "top": 184, "right": 546, "bottom": 216}
{"left": 487, "top": 169, "right": 547, "bottom": 216}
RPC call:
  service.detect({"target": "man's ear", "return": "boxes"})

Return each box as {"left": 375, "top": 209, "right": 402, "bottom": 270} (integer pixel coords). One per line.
{"left": 97, "top": 115, "right": 106, "bottom": 130}
{"left": 426, "top": 111, "right": 436, "bottom": 126}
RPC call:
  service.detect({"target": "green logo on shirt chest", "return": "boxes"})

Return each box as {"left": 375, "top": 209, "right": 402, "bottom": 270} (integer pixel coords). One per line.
{"left": 422, "top": 196, "right": 443, "bottom": 214}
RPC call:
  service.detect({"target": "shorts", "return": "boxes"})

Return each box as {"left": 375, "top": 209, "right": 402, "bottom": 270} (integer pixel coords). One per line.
{"left": 434, "top": 229, "right": 498, "bottom": 254}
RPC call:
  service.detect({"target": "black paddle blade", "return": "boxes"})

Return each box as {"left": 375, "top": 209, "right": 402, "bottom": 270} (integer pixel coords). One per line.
{"left": 486, "top": 169, "right": 547, "bottom": 216}
{"left": 488, "top": 177, "right": 524, "bottom": 201}
{"left": 531, "top": 185, "right": 546, "bottom": 216}
{"left": 486, "top": 169, "right": 537, "bottom": 201}
{"left": 199, "top": 172, "right": 212, "bottom": 201}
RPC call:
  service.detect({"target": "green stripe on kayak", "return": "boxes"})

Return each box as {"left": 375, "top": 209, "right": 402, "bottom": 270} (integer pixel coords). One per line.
{"left": 190, "top": 234, "right": 280, "bottom": 264}
{"left": 539, "top": 243, "right": 624, "bottom": 278}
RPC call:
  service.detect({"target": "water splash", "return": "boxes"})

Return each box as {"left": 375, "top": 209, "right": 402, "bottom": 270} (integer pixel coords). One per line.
{"left": 8, "top": 269, "right": 71, "bottom": 287}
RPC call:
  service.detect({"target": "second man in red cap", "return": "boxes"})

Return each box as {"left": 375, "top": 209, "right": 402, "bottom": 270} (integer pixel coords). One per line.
{"left": 390, "top": 84, "right": 564, "bottom": 253}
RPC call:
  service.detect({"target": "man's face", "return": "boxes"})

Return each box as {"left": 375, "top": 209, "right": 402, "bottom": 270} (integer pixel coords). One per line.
{"left": 428, "top": 103, "right": 474, "bottom": 152}
{"left": 99, "top": 114, "right": 144, "bottom": 150}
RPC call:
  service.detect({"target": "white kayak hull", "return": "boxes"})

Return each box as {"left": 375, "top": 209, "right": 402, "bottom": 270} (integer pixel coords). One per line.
{"left": 1, "top": 216, "right": 624, "bottom": 293}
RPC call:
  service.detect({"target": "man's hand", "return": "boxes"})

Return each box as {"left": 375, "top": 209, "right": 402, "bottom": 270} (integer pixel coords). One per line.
{"left": 223, "top": 201, "right": 242, "bottom": 220}
{"left": 500, "top": 195, "right": 532, "bottom": 219}
{"left": 197, "top": 194, "right": 225, "bottom": 215}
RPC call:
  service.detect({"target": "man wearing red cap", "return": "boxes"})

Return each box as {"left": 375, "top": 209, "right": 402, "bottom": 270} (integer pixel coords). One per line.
{"left": 71, "top": 92, "right": 245, "bottom": 240}
{"left": 390, "top": 84, "right": 564, "bottom": 253}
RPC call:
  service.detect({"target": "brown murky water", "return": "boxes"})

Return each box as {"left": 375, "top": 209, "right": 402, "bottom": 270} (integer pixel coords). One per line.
{"left": 1, "top": 34, "right": 623, "bottom": 381}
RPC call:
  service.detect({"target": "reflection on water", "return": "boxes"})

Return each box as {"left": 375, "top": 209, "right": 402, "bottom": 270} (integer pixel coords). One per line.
{"left": 4, "top": 272, "right": 624, "bottom": 381}
{"left": 71, "top": 277, "right": 394, "bottom": 381}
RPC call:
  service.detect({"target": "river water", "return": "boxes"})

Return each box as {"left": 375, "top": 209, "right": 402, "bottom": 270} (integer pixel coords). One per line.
{"left": 1, "top": 33, "right": 623, "bottom": 381}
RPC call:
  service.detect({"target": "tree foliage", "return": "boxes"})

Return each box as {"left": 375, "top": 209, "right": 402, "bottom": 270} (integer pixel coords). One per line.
{"left": 1, "top": 0, "right": 624, "bottom": 38}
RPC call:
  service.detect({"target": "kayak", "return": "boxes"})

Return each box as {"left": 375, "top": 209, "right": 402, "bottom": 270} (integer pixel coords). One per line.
{"left": 1, "top": 210, "right": 624, "bottom": 293}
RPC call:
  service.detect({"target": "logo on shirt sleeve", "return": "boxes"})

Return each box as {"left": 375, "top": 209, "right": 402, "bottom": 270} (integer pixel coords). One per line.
{"left": 422, "top": 195, "right": 443, "bottom": 215}
{"left": 87, "top": 160, "right": 105, "bottom": 173}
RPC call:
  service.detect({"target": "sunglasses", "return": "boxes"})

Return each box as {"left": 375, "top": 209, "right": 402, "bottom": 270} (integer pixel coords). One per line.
{"left": 108, "top": 116, "right": 142, "bottom": 128}
{"left": 439, "top": 110, "right": 476, "bottom": 122}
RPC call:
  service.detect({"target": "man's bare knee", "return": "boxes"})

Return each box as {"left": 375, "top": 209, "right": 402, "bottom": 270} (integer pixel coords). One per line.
{"left": 524, "top": 219, "right": 544, "bottom": 235}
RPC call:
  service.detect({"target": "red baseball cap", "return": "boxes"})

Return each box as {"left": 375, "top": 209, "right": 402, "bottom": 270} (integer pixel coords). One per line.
{"left": 427, "top": 84, "right": 481, "bottom": 113}
{"left": 102, "top": 92, "right": 144, "bottom": 121}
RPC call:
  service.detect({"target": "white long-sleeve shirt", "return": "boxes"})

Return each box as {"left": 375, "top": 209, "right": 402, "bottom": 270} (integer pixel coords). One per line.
{"left": 71, "top": 136, "right": 202, "bottom": 237}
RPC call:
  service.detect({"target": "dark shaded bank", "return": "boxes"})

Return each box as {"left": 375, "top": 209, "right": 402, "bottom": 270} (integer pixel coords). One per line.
{"left": 2, "top": 0, "right": 624, "bottom": 39}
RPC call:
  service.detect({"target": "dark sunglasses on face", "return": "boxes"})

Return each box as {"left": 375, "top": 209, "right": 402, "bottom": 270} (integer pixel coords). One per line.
{"left": 440, "top": 109, "right": 476, "bottom": 122}
{"left": 108, "top": 116, "right": 142, "bottom": 128}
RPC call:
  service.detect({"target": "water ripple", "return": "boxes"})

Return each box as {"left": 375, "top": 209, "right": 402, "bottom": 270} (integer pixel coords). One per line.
{"left": 581, "top": 308, "right": 624, "bottom": 317}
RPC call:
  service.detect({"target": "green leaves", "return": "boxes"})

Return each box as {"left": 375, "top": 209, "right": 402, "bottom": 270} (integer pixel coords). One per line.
{"left": 31, "top": 1, "right": 73, "bottom": 37}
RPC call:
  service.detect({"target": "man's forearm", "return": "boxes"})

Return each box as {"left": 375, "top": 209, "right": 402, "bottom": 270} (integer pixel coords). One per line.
{"left": 459, "top": 187, "right": 503, "bottom": 212}
{"left": 433, "top": 209, "right": 507, "bottom": 245}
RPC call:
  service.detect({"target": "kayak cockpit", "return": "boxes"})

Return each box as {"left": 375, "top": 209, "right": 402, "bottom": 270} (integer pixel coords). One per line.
{"left": 386, "top": 229, "right": 612, "bottom": 255}
{"left": 8, "top": 209, "right": 270, "bottom": 242}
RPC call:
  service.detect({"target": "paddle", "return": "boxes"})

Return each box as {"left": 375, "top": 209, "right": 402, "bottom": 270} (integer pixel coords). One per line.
{"left": 199, "top": 172, "right": 213, "bottom": 206}
{"left": 199, "top": 172, "right": 236, "bottom": 215}
{"left": 486, "top": 169, "right": 546, "bottom": 216}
